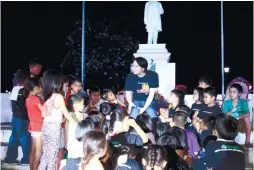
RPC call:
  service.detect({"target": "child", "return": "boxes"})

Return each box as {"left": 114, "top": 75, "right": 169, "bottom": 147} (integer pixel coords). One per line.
{"left": 107, "top": 109, "right": 148, "bottom": 147}
{"left": 142, "top": 145, "right": 167, "bottom": 170}
{"left": 4, "top": 70, "right": 30, "bottom": 165}
{"left": 198, "top": 135, "right": 217, "bottom": 159}
{"left": 223, "top": 83, "right": 252, "bottom": 147}
{"left": 24, "top": 77, "right": 43, "bottom": 170}
{"left": 57, "top": 75, "right": 73, "bottom": 170}
{"left": 81, "top": 131, "right": 108, "bottom": 170}
{"left": 136, "top": 114, "right": 156, "bottom": 144}
{"left": 66, "top": 94, "right": 85, "bottom": 158}
{"left": 193, "top": 115, "right": 245, "bottom": 170}
{"left": 198, "top": 76, "right": 212, "bottom": 89}
{"left": 159, "top": 89, "right": 184, "bottom": 123}
{"left": 102, "top": 89, "right": 126, "bottom": 109}
{"left": 60, "top": 76, "right": 81, "bottom": 167}
{"left": 191, "top": 87, "right": 206, "bottom": 133}
{"left": 60, "top": 119, "right": 95, "bottom": 170}
{"left": 64, "top": 77, "right": 82, "bottom": 104}
{"left": 195, "top": 112, "right": 216, "bottom": 147}
{"left": 61, "top": 75, "right": 72, "bottom": 98}
{"left": 38, "top": 69, "right": 77, "bottom": 170}
{"left": 168, "top": 89, "right": 185, "bottom": 118}
{"left": 84, "top": 86, "right": 104, "bottom": 114}
{"left": 155, "top": 121, "right": 171, "bottom": 139}
{"left": 29, "top": 58, "right": 42, "bottom": 78}
{"left": 173, "top": 111, "right": 200, "bottom": 159}
{"left": 191, "top": 87, "right": 206, "bottom": 119}
{"left": 202, "top": 87, "right": 221, "bottom": 117}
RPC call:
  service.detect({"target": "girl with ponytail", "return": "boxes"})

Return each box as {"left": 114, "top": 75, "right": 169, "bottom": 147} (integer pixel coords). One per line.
{"left": 142, "top": 145, "right": 167, "bottom": 170}
{"left": 81, "top": 131, "right": 108, "bottom": 170}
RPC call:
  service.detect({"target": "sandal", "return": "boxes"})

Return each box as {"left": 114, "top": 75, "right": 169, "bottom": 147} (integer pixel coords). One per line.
{"left": 245, "top": 143, "right": 253, "bottom": 148}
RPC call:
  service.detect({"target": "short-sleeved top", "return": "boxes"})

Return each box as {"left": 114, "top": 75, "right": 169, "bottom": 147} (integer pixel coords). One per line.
{"left": 186, "top": 130, "right": 200, "bottom": 159}
{"left": 193, "top": 140, "right": 245, "bottom": 170}
{"left": 124, "top": 70, "right": 159, "bottom": 101}
{"left": 191, "top": 103, "right": 207, "bottom": 117}
{"left": 198, "top": 129, "right": 213, "bottom": 147}
{"left": 10, "top": 86, "right": 29, "bottom": 120}
{"left": 26, "top": 95, "right": 43, "bottom": 132}
{"left": 223, "top": 98, "right": 250, "bottom": 118}
{"left": 201, "top": 104, "right": 221, "bottom": 117}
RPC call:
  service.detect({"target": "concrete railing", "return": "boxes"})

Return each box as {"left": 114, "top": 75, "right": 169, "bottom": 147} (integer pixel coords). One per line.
{"left": 1, "top": 93, "right": 253, "bottom": 123}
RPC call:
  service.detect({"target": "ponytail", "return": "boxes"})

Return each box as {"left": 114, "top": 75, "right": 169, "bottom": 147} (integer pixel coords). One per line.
{"left": 142, "top": 145, "right": 167, "bottom": 170}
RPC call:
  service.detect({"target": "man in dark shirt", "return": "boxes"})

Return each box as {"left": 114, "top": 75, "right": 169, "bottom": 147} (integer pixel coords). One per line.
{"left": 5, "top": 70, "right": 30, "bottom": 165}
{"left": 125, "top": 57, "right": 159, "bottom": 120}
{"left": 193, "top": 114, "right": 245, "bottom": 170}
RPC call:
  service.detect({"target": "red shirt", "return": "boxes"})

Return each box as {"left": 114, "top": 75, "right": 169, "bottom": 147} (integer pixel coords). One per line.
{"left": 26, "top": 95, "right": 43, "bottom": 132}
{"left": 62, "top": 90, "right": 72, "bottom": 128}
{"left": 64, "top": 90, "right": 72, "bottom": 105}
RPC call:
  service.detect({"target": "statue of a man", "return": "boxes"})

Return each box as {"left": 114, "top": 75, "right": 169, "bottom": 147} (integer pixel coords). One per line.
{"left": 144, "top": 1, "right": 164, "bottom": 44}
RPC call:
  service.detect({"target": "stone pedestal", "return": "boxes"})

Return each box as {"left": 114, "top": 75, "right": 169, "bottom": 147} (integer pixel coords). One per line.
{"left": 133, "top": 44, "right": 175, "bottom": 99}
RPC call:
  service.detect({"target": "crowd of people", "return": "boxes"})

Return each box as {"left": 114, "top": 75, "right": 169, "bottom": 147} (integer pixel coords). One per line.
{"left": 4, "top": 57, "right": 252, "bottom": 170}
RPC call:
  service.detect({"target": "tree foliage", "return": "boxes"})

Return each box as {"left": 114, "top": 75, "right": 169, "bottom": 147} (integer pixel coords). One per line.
{"left": 60, "top": 19, "right": 139, "bottom": 80}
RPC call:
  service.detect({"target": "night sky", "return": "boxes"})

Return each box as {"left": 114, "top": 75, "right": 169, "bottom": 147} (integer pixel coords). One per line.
{"left": 2, "top": 1, "right": 253, "bottom": 93}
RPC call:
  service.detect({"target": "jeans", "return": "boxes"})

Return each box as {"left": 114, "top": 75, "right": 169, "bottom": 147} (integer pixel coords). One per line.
{"left": 129, "top": 100, "right": 157, "bottom": 119}
{"left": 5, "top": 117, "right": 31, "bottom": 164}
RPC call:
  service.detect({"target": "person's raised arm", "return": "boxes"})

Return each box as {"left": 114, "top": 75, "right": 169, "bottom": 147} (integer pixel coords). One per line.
{"left": 128, "top": 119, "right": 148, "bottom": 144}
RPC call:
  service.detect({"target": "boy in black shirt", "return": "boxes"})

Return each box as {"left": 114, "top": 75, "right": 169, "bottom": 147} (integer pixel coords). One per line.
{"left": 192, "top": 87, "right": 221, "bottom": 136}
{"left": 193, "top": 114, "right": 245, "bottom": 170}
{"left": 203, "top": 87, "right": 221, "bottom": 117}
{"left": 5, "top": 70, "right": 30, "bottom": 165}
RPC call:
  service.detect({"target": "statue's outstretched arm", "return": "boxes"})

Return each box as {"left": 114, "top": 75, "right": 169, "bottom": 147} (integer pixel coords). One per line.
{"left": 160, "top": 2, "right": 164, "bottom": 15}
{"left": 144, "top": 2, "right": 148, "bottom": 25}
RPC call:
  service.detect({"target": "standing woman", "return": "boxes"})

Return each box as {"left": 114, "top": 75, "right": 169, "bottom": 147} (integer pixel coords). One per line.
{"left": 38, "top": 70, "right": 76, "bottom": 170}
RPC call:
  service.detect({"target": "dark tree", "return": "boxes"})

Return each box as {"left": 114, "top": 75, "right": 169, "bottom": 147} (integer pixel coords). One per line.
{"left": 61, "top": 19, "right": 139, "bottom": 90}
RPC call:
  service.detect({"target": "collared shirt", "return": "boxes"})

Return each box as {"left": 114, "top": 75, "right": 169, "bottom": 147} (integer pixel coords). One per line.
{"left": 223, "top": 98, "right": 250, "bottom": 118}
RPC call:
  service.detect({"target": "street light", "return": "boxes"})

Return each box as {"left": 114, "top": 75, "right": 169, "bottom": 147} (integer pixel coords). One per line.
{"left": 224, "top": 67, "right": 230, "bottom": 73}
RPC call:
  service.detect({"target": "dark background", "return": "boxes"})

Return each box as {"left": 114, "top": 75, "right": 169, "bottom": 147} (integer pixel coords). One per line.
{"left": 1, "top": 1, "right": 253, "bottom": 93}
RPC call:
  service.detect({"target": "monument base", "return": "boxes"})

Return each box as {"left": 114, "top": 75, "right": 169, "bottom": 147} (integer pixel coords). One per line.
{"left": 133, "top": 44, "right": 175, "bottom": 99}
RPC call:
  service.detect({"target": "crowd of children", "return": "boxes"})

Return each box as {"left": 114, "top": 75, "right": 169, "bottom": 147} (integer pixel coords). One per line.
{"left": 4, "top": 58, "right": 252, "bottom": 170}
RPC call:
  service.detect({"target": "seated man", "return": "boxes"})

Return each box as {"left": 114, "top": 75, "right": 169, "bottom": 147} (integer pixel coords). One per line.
{"left": 125, "top": 57, "right": 159, "bottom": 121}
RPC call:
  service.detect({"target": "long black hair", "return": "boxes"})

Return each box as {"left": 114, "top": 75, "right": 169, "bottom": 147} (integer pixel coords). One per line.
{"left": 193, "top": 87, "right": 204, "bottom": 102}
{"left": 169, "top": 126, "right": 189, "bottom": 153}
{"left": 66, "top": 94, "right": 84, "bottom": 112}
{"left": 136, "top": 114, "right": 153, "bottom": 133}
{"left": 109, "top": 108, "right": 127, "bottom": 132}
{"left": 171, "top": 89, "right": 185, "bottom": 106}
{"left": 42, "top": 69, "right": 63, "bottom": 102}
{"left": 142, "top": 145, "right": 167, "bottom": 170}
